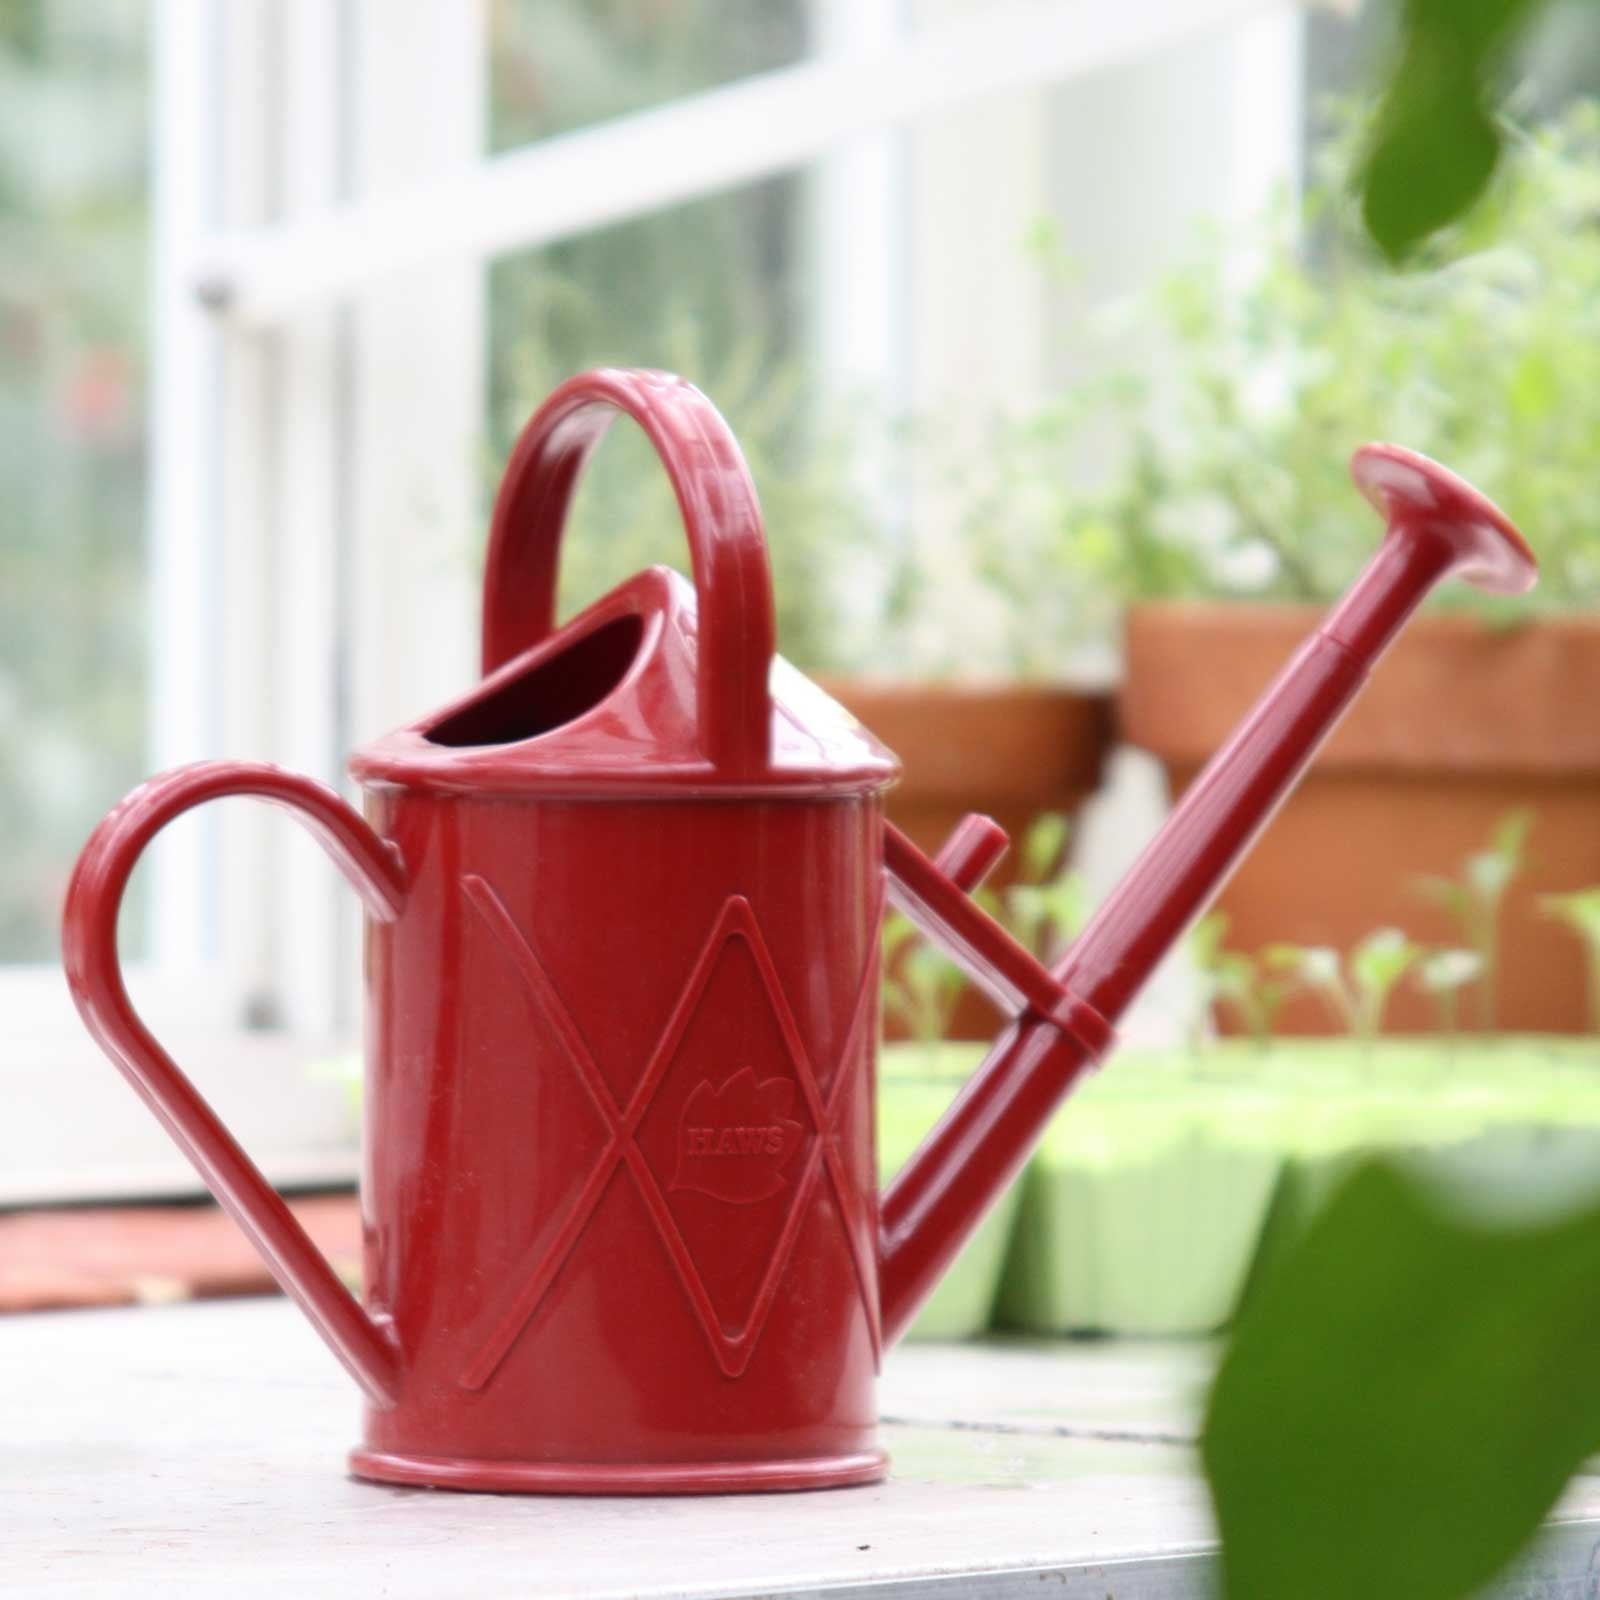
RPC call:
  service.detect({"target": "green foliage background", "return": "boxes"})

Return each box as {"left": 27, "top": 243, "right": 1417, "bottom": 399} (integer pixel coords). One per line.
{"left": 0, "top": 2, "right": 148, "bottom": 960}
{"left": 973, "top": 101, "right": 1600, "bottom": 676}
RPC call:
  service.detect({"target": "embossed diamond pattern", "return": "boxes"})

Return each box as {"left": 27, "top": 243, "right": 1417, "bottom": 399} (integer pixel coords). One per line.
{"left": 457, "top": 878, "right": 881, "bottom": 1387}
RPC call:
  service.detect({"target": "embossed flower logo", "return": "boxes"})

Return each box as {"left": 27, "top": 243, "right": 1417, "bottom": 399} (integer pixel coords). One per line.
{"left": 670, "top": 1067, "right": 805, "bottom": 1204}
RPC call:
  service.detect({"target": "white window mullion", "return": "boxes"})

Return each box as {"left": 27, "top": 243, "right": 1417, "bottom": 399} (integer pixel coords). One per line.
{"left": 268, "top": 0, "right": 349, "bottom": 1035}
{"left": 1044, "top": 4, "right": 1305, "bottom": 316}
{"left": 194, "top": 0, "right": 1284, "bottom": 328}
{"left": 146, "top": 0, "right": 223, "bottom": 975}
{"left": 810, "top": 0, "right": 910, "bottom": 648}
{"left": 907, "top": 0, "right": 1055, "bottom": 413}
{"left": 214, "top": 0, "right": 283, "bottom": 1029}
{"left": 812, "top": 0, "right": 905, "bottom": 408}
{"left": 345, "top": 0, "right": 485, "bottom": 758}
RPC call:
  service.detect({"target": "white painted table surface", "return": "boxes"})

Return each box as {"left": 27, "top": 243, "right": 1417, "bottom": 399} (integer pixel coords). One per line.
{"left": 5, "top": 1298, "right": 1600, "bottom": 1599}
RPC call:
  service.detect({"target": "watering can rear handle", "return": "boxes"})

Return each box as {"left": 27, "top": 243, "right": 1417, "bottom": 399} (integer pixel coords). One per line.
{"left": 61, "top": 762, "right": 407, "bottom": 1408}
{"left": 479, "top": 367, "right": 777, "bottom": 777}
{"left": 877, "top": 444, "right": 1538, "bottom": 1346}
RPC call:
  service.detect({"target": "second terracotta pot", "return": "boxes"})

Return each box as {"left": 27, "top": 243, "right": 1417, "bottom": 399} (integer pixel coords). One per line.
{"left": 823, "top": 679, "right": 1113, "bottom": 1039}
{"left": 1121, "top": 603, "right": 1600, "bottom": 1036}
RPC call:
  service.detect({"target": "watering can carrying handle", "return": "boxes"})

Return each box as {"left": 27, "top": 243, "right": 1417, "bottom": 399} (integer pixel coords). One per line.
{"left": 480, "top": 367, "right": 777, "bottom": 776}
{"left": 60, "top": 762, "right": 407, "bottom": 1408}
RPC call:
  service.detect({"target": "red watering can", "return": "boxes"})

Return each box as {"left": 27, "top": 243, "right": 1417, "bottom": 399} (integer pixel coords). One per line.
{"left": 63, "top": 368, "right": 1536, "bottom": 1494}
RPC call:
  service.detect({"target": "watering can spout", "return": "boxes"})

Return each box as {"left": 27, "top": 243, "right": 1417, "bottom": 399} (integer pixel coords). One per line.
{"left": 877, "top": 444, "right": 1537, "bottom": 1346}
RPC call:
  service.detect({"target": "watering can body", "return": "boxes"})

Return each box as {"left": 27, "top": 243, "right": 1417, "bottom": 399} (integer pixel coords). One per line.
{"left": 62, "top": 368, "right": 1537, "bottom": 1494}
{"left": 346, "top": 558, "right": 899, "bottom": 1491}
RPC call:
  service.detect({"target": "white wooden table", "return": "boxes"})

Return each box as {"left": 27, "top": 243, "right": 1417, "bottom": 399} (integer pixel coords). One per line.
{"left": 4, "top": 1298, "right": 1600, "bottom": 1598}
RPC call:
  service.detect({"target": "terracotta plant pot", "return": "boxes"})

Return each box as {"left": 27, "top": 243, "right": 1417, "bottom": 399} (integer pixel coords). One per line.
{"left": 1121, "top": 604, "right": 1600, "bottom": 1035}
{"left": 823, "top": 679, "right": 1113, "bottom": 1039}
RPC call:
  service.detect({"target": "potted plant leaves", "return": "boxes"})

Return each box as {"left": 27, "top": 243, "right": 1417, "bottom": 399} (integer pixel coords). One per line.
{"left": 985, "top": 103, "right": 1600, "bottom": 1036}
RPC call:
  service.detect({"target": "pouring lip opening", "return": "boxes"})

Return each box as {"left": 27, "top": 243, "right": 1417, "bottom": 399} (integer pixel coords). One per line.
{"left": 420, "top": 608, "right": 651, "bottom": 752}
{"left": 346, "top": 565, "right": 901, "bottom": 800}
{"left": 1351, "top": 442, "right": 1538, "bottom": 598}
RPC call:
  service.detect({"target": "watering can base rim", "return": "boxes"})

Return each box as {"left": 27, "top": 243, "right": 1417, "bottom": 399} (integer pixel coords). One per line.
{"left": 348, "top": 1444, "right": 890, "bottom": 1495}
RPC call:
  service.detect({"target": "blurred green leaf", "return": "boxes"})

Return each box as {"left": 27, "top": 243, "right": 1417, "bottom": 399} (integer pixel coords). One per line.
{"left": 1542, "top": 888, "right": 1600, "bottom": 1032}
{"left": 1349, "top": 927, "right": 1419, "bottom": 993}
{"left": 1492, "top": 806, "right": 1535, "bottom": 864}
{"left": 1190, "top": 911, "right": 1231, "bottom": 972}
{"left": 1414, "top": 811, "right": 1532, "bottom": 1032}
{"left": 1349, "top": 927, "right": 1422, "bottom": 1038}
{"left": 1508, "top": 348, "right": 1559, "bottom": 421}
{"left": 1020, "top": 812, "right": 1070, "bottom": 884}
{"left": 1466, "top": 849, "right": 1517, "bottom": 902}
{"left": 1359, "top": 0, "right": 1550, "bottom": 262}
{"left": 1418, "top": 945, "right": 1483, "bottom": 1032}
{"left": 1263, "top": 943, "right": 1358, "bottom": 1035}
{"left": 1261, "top": 943, "right": 1309, "bottom": 973}
{"left": 1362, "top": 86, "right": 1501, "bottom": 267}
{"left": 1206, "top": 1160, "right": 1600, "bottom": 1600}
{"left": 1271, "top": 943, "right": 1342, "bottom": 992}
{"left": 1543, "top": 888, "right": 1600, "bottom": 944}
{"left": 881, "top": 910, "right": 965, "bottom": 1044}
{"left": 881, "top": 912, "right": 918, "bottom": 965}
{"left": 1418, "top": 947, "right": 1485, "bottom": 993}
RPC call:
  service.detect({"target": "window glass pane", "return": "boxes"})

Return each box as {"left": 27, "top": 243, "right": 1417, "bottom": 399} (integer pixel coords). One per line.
{"left": 485, "top": 2, "right": 863, "bottom": 668}
{"left": 0, "top": 3, "right": 148, "bottom": 961}
{"left": 485, "top": 177, "right": 829, "bottom": 639}
{"left": 488, "top": 0, "right": 807, "bottom": 148}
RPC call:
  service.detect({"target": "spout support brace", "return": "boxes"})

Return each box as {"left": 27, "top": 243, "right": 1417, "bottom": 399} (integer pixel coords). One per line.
{"left": 883, "top": 822, "right": 1113, "bottom": 1061}
{"left": 878, "top": 822, "right": 1113, "bottom": 1346}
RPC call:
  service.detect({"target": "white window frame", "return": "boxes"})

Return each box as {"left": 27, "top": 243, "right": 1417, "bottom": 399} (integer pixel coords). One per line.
{"left": 2, "top": 0, "right": 1303, "bottom": 1203}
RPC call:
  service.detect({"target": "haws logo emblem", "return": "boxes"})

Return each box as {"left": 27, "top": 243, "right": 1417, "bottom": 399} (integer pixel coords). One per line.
{"left": 670, "top": 1067, "right": 805, "bottom": 1205}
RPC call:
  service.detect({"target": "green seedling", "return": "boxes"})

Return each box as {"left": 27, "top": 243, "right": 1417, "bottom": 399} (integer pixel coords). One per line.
{"left": 1266, "top": 929, "right": 1422, "bottom": 1053}
{"left": 1541, "top": 888, "right": 1600, "bottom": 1035}
{"left": 999, "top": 812, "right": 1088, "bottom": 966}
{"left": 1349, "top": 928, "right": 1425, "bottom": 1043}
{"left": 1264, "top": 943, "right": 1353, "bottom": 1033}
{"left": 882, "top": 812, "right": 1090, "bottom": 1049}
{"left": 1192, "top": 912, "right": 1289, "bottom": 1052}
{"left": 880, "top": 912, "right": 964, "bottom": 1055}
{"left": 1414, "top": 808, "right": 1533, "bottom": 1032}
{"left": 1417, "top": 948, "right": 1486, "bottom": 1041}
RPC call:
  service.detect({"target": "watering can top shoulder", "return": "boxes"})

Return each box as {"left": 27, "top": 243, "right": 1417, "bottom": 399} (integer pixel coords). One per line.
{"left": 349, "top": 564, "right": 898, "bottom": 800}
{"left": 351, "top": 366, "right": 896, "bottom": 801}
